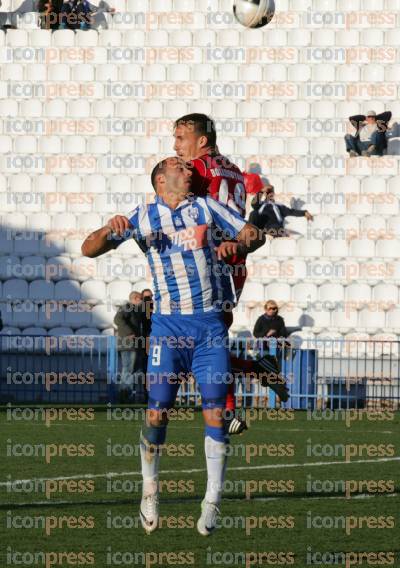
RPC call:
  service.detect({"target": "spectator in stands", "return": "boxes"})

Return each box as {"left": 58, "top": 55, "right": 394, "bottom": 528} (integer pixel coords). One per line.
{"left": 59, "top": 0, "right": 78, "bottom": 29}
{"left": 253, "top": 301, "right": 288, "bottom": 342}
{"left": 36, "top": 0, "right": 63, "bottom": 29}
{"left": 114, "top": 290, "right": 146, "bottom": 403}
{"left": 249, "top": 184, "right": 313, "bottom": 238}
{"left": 345, "top": 110, "right": 392, "bottom": 157}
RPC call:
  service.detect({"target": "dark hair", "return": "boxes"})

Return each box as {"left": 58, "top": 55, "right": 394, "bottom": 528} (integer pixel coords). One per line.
{"left": 174, "top": 113, "right": 217, "bottom": 147}
{"left": 150, "top": 159, "right": 167, "bottom": 190}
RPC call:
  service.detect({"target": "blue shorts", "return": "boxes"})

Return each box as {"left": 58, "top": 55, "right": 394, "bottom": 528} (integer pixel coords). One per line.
{"left": 146, "top": 312, "right": 232, "bottom": 411}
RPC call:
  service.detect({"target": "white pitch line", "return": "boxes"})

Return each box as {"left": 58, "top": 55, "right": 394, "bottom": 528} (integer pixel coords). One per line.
{"left": 2, "top": 424, "right": 396, "bottom": 435}
{"left": 1, "top": 457, "right": 399, "bottom": 487}
{"left": 1, "top": 492, "right": 398, "bottom": 508}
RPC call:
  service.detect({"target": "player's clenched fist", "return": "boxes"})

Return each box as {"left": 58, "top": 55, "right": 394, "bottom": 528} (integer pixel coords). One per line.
{"left": 106, "top": 215, "right": 132, "bottom": 236}
{"left": 215, "top": 241, "right": 244, "bottom": 261}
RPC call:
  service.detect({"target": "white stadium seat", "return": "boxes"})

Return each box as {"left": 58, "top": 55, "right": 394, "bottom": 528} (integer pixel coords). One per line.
{"left": 376, "top": 239, "right": 400, "bottom": 258}
{"left": 29, "top": 280, "right": 54, "bottom": 301}
{"left": 55, "top": 280, "right": 81, "bottom": 302}
{"left": 358, "top": 308, "right": 385, "bottom": 332}
{"left": 270, "top": 238, "right": 297, "bottom": 258}
{"left": 265, "top": 283, "right": 291, "bottom": 304}
{"left": 3, "top": 279, "right": 28, "bottom": 300}
{"left": 81, "top": 280, "right": 107, "bottom": 304}
{"left": 91, "top": 304, "right": 116, "bottom": 329}
{"left": 292, "top": 283, "right": 318, "bottom": 306}
{"left": 345, "top": 283, "right": 371, "bottom": 304}
{"left": 373, "top": 284, "right": 398, "bottom": 305}
{"left": 349, "top": 239, "right": 375, "bottom": 259}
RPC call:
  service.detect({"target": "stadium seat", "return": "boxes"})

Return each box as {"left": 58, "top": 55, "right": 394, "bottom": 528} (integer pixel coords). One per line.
{"left": 64, "top": 305, "right": 91, "bottom": 329}
{"left": 373, "top": 283, "right": 398, "bottom": 305}
{"left": 375, "top": 199, "right": 399, "bottom": 216}
{"left": 270, "top": 238, "right": 297, "bottom": 258}
{"left": 386, "top": 308, "right": 400, "bottom": 332}
{"left": 300, "top": 308, "right": 331, "bottom": 333}
{"left": 345, "top": 283, "right": 372, "bottom": 304}
{"left": 55, "top": 280, "right": 81, "bottom": 302}
{"left": 319, "top": 283, "right": 344, "bottom": 303}
{"left": 265, "top": 283, "right": 291, "bottom": 304}
{"left": 13, "top": 303, "right": 39, "bottom": 328}
{"left": 81, "top": 280, "right": 107, "bottom": 305}
{"left": 46, "top": 256, "right": 72, "bottom": 281}
{"left": 324, "top": 240, "right": 349, "bottom": 259}
{"left": 29, "top": 29, "right": 51, "bottom": 46}
{"left": 29, "top": 280, "right": 54, "bottom": 301}
{"left": 22, "top": 327, "right": 47, "bottom": 335}
{"left": 106, "top": 280, "right": 133, "bottom": 304}
{"left": 331, "top": 309, "right": 359, "bottom": 332}
{"left": 376, "top": 239, "right": 400, "bottom": 258}
{"left": 22, "top": 256, "right": 45, "bottom": 281}
{"left": 52, "top": 30, "right": 75, "bottom": 46}
{"left": 278, "top": 306, "right": 303, "bottom": 328}
{"left": 286, "top": 137, "right": 309, "bottom": 155}
{"left": 49, "top": 326, "right": 74, "bottom": 336}
{"left": 292, "top": 283, "right": 318, "bottom": 306}
{"left": 3, "top": 279, "right": 28, "bottom": 300}
{"left": 91, "top": 304, "right": 116, "bottom": 329}
{"left": 239, "top": 282, "right": 264, "bottom": 308}
{"left": 349, "top": 239, "right": 375, "bottom": 259}
{"left": 358, "top": 308, "right": 385, "bottom": 332}
{"left": 297, "top": 238, "right": 323, "bottom": 257}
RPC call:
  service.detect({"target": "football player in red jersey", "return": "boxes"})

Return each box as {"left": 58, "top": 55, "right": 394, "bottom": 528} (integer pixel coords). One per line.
{"left": 173, "top": 113, "right": 289, "bottom": 434}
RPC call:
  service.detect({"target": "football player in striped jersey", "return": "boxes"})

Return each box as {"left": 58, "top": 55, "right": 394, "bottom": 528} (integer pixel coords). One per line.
{"left": 82, "top": 157, "right": 265, "bottom": 535}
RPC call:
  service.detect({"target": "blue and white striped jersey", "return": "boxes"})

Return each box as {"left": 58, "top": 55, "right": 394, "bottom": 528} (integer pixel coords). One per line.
{"left": 113, "top": 195, "right": 246, "bottom": 315}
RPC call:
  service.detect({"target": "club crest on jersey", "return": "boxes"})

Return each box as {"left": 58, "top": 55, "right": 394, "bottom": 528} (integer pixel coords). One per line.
{"left": 187, "top": 206, "right": 199, "bottom": 220}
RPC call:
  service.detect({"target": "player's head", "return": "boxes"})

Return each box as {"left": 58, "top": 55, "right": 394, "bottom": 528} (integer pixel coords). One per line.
{"left": 151, "top": 157, "right": 192, "bottom": 198}
{"left": 173, "top": 113, "right": 217, "bottom": 161}
{"left": 366, "top": 110, "right": 377, "bottom": 124}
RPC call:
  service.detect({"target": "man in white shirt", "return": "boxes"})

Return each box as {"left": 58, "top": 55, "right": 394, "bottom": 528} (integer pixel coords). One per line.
{"left": 345, "top": 110, "right": 392, "bottom": 157}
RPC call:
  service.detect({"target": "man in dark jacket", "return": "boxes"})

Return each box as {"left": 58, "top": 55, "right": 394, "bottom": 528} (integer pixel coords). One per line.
{"left": 248, "top": 185, "right": 313, "bottom": 238}
{"left": 345, "top": 110, "right": 392, "bottom": 157}
{"left": 114, "top": 290, "right": 146, "bottom": 403}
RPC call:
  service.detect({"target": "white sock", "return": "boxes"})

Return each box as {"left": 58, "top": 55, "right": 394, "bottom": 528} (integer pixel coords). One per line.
{"left": 140, "top": 437, "right": 160, "bottom": 496}
{"left": 204, "top": 435, "right": 228, "bottom": 505}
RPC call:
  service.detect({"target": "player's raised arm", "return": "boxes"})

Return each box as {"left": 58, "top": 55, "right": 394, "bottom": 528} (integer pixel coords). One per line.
{"left": 81, "top": 215, "right": 132, "bottom": 258}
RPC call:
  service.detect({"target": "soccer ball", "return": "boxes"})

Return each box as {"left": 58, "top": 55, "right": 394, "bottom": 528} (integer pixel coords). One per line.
{"left": 233, "top": 0, "right": 275, "bottom": 28}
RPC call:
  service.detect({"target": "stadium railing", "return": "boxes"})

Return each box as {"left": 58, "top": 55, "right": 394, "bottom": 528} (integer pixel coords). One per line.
{"left": 0, "top": 335, "right": 399, "bottom": 410}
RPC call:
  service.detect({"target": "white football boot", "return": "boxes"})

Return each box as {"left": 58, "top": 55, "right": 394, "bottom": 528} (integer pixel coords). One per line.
{"left": 140, "top": 490, "right": 159, "bottom": 534}
{"left": 197, "top": 499, "right": 220, "bottom": 536}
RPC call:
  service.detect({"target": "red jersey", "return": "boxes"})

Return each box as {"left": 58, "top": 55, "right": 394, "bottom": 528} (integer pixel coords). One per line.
{"left": 188, "top": 153, "right": 246, "bottom": 219}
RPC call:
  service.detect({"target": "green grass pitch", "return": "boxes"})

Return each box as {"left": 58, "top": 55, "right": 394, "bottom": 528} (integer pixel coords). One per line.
{"left": 1, "top": 407, "right": 399, "bottom": 567}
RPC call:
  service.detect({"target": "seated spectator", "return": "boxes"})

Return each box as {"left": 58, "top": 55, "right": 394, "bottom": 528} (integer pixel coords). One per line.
{"left": 253, "top": 301, "right": 288, "bottom": 342}
{"left": 59, "top": 0, "right": 78, "bottom": 29}
{"left": 37, "top": 0, "right": 63, "bottom": 29}
{"left": 248, "top": 184, "right": 313, "bottom": 238}
{"left": 345, "top": 110, "right": 392, "bottom": 157}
